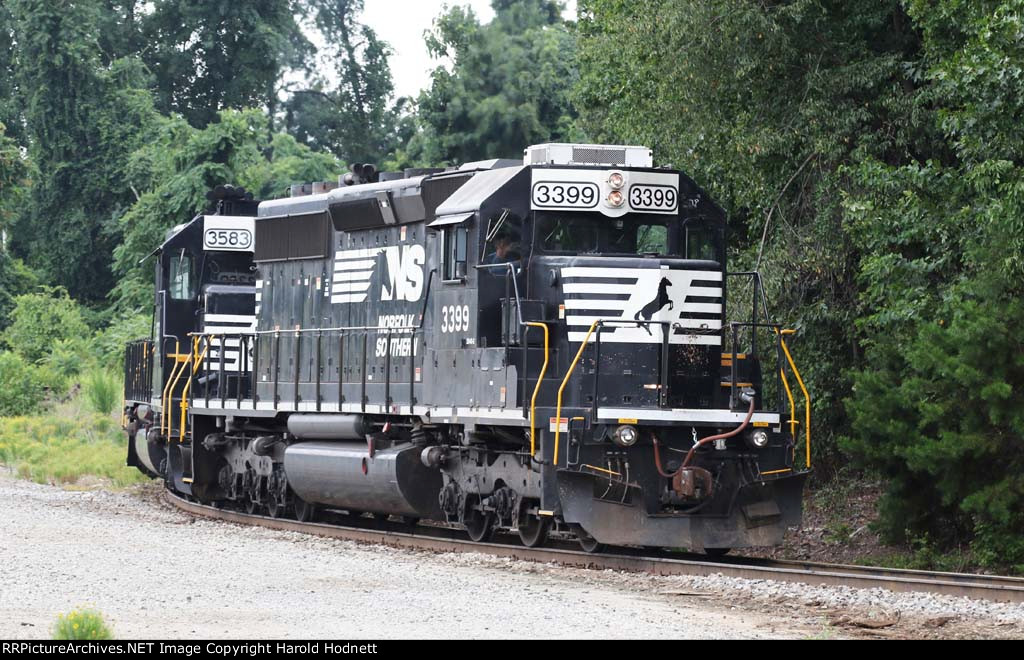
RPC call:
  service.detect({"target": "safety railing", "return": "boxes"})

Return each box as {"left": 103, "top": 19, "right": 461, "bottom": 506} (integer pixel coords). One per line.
{"left": 184, "top": 325, "right": 425, "bottom": 414}
{"left": 161, "top": 341, "right": 191, "bottom": 438}
{"left": 522, "top": 322, "right": 549, "bottom": 460}
{"left": 123, "top": 339, "right": 153, "bottom": 403}
{"left": 776, "top": 328, "right": 811, "bottom": 469}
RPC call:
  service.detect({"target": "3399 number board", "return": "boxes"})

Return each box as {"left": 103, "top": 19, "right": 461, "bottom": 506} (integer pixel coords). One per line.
{"left": 629, "top": 184, "right": 677, "bottom": 212}
{"left": 531, "top": 182, "right": 599, "bottom": 209}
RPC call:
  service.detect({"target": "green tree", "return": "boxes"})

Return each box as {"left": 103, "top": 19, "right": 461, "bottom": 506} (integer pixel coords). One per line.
{"left": 0, "top": 2, "right": 21, "bottom": 140}
{"left": 141, "top": 0, "right": 311, "bottom": 128}
{"left": 2, "top": 287, "right": 89, "bottom": 364}
{"left": 0, "top": 250, "right": 37, "bottom": 332}
{"left": 7, "top": 0, "right": 160, "bottom": 303}
{"left": 840, "top": 0, "right": 1024, "bottom": 566}
{"left": 0, "top": 120, "right": 27, "bottom": 236}
{"left": 0, "top": 351, "right": 47, "bottom": 416}
{"left": 400, "top": 0, "right": 579, "bottom": 166}
{"left": 285, "top": 0, "right": 408, "bottom": 165}
{"left": 112, "top": 109, "right": 343, "bottom": 312}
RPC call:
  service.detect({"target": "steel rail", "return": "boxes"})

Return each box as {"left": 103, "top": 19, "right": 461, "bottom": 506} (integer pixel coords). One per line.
{"left": 164, "top": 491, "right": 1024, "bottom": 604}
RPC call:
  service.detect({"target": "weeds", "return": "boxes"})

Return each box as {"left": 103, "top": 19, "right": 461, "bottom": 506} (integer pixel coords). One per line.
{"left": 52, "top": 608, "right": 113, "bottom": 640}
{"left": 84, "top": 369, "right": 120, "bottom": 415}
{"left": 0, "top": 413, "right": 145, "bottom": 488}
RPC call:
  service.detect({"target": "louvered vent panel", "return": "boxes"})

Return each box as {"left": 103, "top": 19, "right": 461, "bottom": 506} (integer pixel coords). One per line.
{"left": 572, "top": 147, "right": 627, "bottom": 165}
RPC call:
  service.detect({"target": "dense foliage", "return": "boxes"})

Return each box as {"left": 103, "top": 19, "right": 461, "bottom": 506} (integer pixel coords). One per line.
{"left": 111, "top": 109, "right": 344, "bottom": 311}
{"left": 0, "top": 351, "right": 46, "bottom": 416}
{"left": 2, "top": 288, "right": 89, "bottom": 364}
{"left": 285, "top": 0, "right": 410, "bottom": 165}
{"left": 395, "top": 0, "right": 579, "bottom": 167}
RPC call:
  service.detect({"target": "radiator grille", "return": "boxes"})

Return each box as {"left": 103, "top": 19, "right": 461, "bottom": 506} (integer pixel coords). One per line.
{"left": 421, "top": 173, "right": 473, "bottom": 220}
{"left": 572, "top": 147, "right": 626, "bottom": 165}
{"left": 254, "top": 212, "right": 331, "bottom": 262}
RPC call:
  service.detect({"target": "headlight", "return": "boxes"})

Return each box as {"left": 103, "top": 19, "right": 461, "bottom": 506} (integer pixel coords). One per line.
{"left": 750, "top": 430, "right": 769, "bottom": 448}
{"left": 613, "top": 424, "right": 638, "bottom": 447}
{"left": 607, "top": 172, "right": 625, "bottom": 190}
{"left": 607, "top": 190, "right": 625, "bottom": 207}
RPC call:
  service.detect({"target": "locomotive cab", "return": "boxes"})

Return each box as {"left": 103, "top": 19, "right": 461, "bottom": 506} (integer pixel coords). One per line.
{"left": 124, "top": 187, "right": 259, "bottom": 484}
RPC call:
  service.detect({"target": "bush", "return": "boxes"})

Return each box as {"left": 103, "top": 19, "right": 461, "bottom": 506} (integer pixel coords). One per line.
{"left": 41, "top": 339, "right": 87, "bottom": 380}
{"left": 0, "top": 352, "right": 47, "bottom": 416}
{"left": 2, "top": 287, "right": 89, "bottom": 364}
{"left": 844, "top": 285, "right": 1024, "bottom": 569}
{"left": 84, "top": 369, "right": 120, "bottom": 415}
{"left": 89, "top": 313, "right": 150, "bottom": 370}
{"left": 52, "top": 608, "right": 113, "bottom": 640}
{"left": 0, "top": 252, "right": 39, "bottom": 332}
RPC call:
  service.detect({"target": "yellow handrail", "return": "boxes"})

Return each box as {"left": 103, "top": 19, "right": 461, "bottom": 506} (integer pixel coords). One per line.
{"left": 164, "top": 346, "right": 193, "bottom": 441}
{"left": 777, "top": 329, "right": 811, "bottom": 469}
{"left": 779, "top": 368, "right": 797, "bottom": 440}
{"left": 161, "top": 340, "right": 183, "bottom": 437}
{"left": 178, "top": 336, "right": 211, "bottom": 442}
{"left": 524, "top": 322, "right": 549, "bottom": 459}
{"left": 554, "top": 319, "right": 600, "bottom": 467}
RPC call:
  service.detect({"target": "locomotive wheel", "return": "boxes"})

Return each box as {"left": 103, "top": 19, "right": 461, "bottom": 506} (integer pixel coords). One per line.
{"left": 463, "top": 496, "right": 494, "bottom": 543}
{"left": 267, "top": 497, "right": 282, "bottom": 518}
{"left": 517, "top": 514, "right": 549, "bottom": 548}
{"left": 573, "top": 524, "right": 604, "bottom": 554}
{"left": 293, "top": 496, "right": 317, "bottom": 523}
{"left": 244, "top": 496, "right": 259, "bottom": 515}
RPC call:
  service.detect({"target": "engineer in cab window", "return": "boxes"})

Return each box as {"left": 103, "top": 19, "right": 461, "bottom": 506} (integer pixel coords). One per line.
{"left": 483, "top": 226, "right": 522, "bottom": 266}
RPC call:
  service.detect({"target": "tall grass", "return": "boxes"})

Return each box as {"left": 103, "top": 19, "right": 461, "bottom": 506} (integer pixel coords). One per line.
{"left": 0, "top": 413, "right": 146, "bottom": 488}
{"left": 84, "top": 369, "right": 120, "bottom": 415}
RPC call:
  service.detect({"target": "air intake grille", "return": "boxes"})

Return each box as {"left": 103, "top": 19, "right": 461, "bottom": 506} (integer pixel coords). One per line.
{"left": 254, "top": 212, "right": 331, "bottom": 262}
{"left": 572, "top": 147, "right": 626, "bottom": 165}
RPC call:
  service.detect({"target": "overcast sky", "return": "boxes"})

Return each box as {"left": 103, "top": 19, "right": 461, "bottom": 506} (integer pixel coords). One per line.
{"left": 360, "top": 0, "right": 578, "bottom": 99}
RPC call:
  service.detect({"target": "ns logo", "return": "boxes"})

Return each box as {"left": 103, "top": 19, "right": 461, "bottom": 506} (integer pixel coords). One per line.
{"left": 381, "top": 244, "right": 425, "bottom": 302}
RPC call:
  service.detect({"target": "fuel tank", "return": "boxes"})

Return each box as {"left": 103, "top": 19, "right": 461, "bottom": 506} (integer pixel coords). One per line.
{"left": 283, "top": 442, "right": 442, "bottom": 518}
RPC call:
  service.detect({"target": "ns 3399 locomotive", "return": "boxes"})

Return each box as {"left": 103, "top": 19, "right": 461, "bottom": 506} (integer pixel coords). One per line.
{"left": 122, "top": 143, "right": 811, "bottom": 554}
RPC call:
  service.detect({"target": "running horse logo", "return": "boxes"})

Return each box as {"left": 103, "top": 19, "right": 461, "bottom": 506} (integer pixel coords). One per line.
{"left": 634, "top": 277, "right": 674, "bottom": 336}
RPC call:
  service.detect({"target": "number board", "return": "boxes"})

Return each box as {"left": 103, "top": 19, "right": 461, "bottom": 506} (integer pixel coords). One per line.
{"left": 529, "top": 169, "right": 680, "bottom": 217}
{"left": 203, "top": 216, "right": 255, "bottom": 252}
{"left": 628, "top": 184, "right": 677, "bottom": 212}
{"left": 531, "top": 182, "right": 600, "bottom": 209}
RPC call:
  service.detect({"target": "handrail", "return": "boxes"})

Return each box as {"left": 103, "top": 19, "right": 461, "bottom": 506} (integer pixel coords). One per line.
{"left": 779, "top": 367, "right": 798, "bottom": 441}
{"left": 160, "top": 340, "right": 183, "bottom": 437}
{"left": 179, "top": 336, "right": 211, "bottom": 442}
{"left": 777, "top": 329, "right": 810, "bottom": 469}
{"left": 524, "top": 322, "right": 549, "bottom": 458}
{"left": 554, "top": 319, "right": 600, "bottom": 467}
{"left": 164, "top": 346, "right": 193, "bottom": 441}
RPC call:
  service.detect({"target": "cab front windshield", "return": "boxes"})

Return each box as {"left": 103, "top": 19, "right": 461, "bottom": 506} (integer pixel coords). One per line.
{"left": 533, "top": 212, "right": 719, "bottom": 261}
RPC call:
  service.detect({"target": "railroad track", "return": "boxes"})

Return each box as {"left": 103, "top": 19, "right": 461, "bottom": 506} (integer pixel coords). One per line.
{"left": 165, "top": 492, "right": 1024, "bottom": 604}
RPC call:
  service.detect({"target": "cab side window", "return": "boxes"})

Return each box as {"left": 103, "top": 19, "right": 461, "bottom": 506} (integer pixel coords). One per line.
{"left": 169, "top": 251, "right": 195, "bottom": 300}
{"left": 684, "top": 221, "right": 719, "bottom": 262}
{"left": 442, "top": 226, "right": 468, "bottom": 281}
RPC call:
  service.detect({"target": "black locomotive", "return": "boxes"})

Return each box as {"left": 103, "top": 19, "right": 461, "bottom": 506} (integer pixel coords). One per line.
{"left": 123, "top": 143, "right": 811, "bottom": 553}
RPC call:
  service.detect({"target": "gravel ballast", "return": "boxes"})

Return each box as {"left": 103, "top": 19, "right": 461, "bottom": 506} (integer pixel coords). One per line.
{"left": 1, "top": 472, "right": 1022, "bottom": 639}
